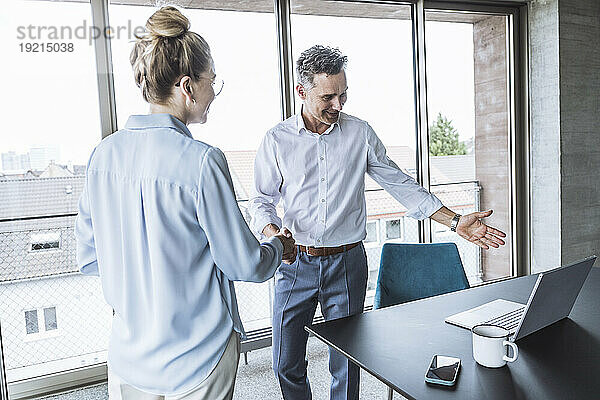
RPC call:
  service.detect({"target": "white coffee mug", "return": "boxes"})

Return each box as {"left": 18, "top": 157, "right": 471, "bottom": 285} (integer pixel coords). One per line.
{"left": 472, "top": 324, "right": 518, "bottom": 368}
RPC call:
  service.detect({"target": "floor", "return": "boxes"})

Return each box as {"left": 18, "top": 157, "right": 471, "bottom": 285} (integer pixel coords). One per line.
{"left": 37, "top": 337, "right": 408, "bottom": 400}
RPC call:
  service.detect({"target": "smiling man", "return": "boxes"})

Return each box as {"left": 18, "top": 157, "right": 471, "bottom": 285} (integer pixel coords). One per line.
{"left": 249, "top": 45, "right": 506, "bottom": 400}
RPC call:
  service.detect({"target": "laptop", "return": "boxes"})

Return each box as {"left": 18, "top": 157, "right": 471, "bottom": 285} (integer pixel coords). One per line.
{"left": 445, "top": 256, "right": 596, "bottom": 341}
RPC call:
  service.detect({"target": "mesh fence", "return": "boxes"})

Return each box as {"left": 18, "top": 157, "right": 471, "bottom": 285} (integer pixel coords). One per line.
{"left": 235, "top": 201, "right": 275, "bottom": 331}
{"left": 0, "top": 216, "right": 112, "bottom": 382}
{"left": 0, "top": 182, "right": 481, "bottom": 381}
{"left": 431, "top": 182, "right": 482, "bottom": 283}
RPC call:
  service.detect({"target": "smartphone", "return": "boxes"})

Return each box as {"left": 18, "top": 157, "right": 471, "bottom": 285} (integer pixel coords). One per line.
{"left": 425, "top": 355, "right": 460, "bottom": 386}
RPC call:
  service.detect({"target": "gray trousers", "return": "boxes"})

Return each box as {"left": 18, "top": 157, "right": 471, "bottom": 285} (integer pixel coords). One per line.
{"left": 272, "top": 243, "right": 368, "bottom": 400}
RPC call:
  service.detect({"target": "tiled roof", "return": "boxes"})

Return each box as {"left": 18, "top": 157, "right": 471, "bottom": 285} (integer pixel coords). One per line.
{"left": 0, "top": 151, "right": 475, "bottom": 220}
{"left": 0, "top": 149, "right": 476, "bottom": 222}
{"left": 430, "top": 154, "right": 476, "bottom": 184}
{"left": 0, "top": 176, "right": 84, "bottom": 220}
{"left": 221, "top": 147, "right": 476, "bottom": 194}
{"left": 0, "top": 147, "right": 477, "bottom": 281}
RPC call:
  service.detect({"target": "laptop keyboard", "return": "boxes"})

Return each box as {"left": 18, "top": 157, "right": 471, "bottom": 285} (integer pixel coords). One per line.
{"left": 485, "top": 306, "right": 525, "bottom": 331}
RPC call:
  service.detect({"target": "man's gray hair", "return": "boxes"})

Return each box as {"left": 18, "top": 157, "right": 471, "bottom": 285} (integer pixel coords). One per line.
{"left": 296, "top": 45, "right": 348, "bottom": 89}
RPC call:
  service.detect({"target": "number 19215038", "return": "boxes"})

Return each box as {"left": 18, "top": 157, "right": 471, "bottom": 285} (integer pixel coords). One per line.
{"left": 19, "top": 42, "right": 74, "bottom": 53}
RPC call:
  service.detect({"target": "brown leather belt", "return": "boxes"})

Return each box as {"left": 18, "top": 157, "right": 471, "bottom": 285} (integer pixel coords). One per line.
{"left": 298, "top": 242, "right": 361, "bottom": 257}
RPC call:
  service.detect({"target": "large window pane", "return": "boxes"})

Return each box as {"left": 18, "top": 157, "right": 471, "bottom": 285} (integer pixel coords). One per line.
{"left": 0, "top": 0, "right": 110, "bottom": 385}
{"left": 290, "top": 1, "right": 416, "bottom": 298}
{"left": 110, "top": 2, "right": 279, "bottom": 152}
{"left": 425, "top": 11, "right": 513, "bottom": 283}
{"left": 109, "top": 1, "right": 280, "bottom": 332}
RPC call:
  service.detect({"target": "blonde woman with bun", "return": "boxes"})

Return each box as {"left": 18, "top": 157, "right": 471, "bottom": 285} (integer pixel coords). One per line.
{"left": 75, "top": 6, "right": 295, "bottom": 399}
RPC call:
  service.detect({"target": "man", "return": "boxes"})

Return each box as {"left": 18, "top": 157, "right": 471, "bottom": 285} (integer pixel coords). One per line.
{"left": 249, "top": 45, "right": 506, "bottom": 400}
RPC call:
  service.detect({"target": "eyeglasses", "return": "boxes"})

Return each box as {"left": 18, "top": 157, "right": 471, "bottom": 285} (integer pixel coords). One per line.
{"left": 208, "top": 78, "right": 225, "bottom": 97}
{"left": 175, "top": 76, "right": 224, "bottom": 97}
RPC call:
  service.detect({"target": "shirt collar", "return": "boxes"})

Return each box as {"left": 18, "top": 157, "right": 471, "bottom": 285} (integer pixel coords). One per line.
{"left": 295, "top": 106, "right": 341, "bottom": 136}
{"left": 124, "top": 113, "right": 193, "bottom": 139}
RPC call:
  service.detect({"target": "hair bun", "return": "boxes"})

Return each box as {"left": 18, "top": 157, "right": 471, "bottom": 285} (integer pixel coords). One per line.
{"left": 146, "top": 6, "right": 190, "bottom": 39}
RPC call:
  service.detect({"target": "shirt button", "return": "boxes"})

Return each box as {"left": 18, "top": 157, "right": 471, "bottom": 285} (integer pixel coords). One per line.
{"left": 317, "top": 239, "right": 321, "bottom": 243}
{"left": 321, "top": 219, "right": 325, "bottom": 223}
{"left": 321, "top": 177, "right": 325, "bottom": 181}
{"left": 321, "top": 199, "right": 325, "bottom": 203}
{"left": 320, "top": 156, "right": 324, "bottom": 160}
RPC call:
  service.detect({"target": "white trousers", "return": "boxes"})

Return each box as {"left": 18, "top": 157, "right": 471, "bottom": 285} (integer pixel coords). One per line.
{"left": 108, "top": 331, "right": 240, "bottom": 400}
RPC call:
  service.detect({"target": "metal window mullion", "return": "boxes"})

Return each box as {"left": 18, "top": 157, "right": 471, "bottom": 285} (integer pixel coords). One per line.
{"left": 274, "top": 0, "right": 295, "bottom": 120}
{"left": 0, "top": 321, "right": 8, "bottom": 400}
{"left": 271, "top": 0, "right": 295, "bottom": 328}
{"left": 421, "top": 1, "right": 530, "bottom": 277}
{"left": 413, "top": 0, "right": 433, "bottom": 244}
{"left": 511, "top": 6, "right": 530, "bottom": 277}
{"left": 423, "top": 1, "right": 520, "bottom": 15}
{"left": 91, "top": 0, "right": 118, "bottom": 139}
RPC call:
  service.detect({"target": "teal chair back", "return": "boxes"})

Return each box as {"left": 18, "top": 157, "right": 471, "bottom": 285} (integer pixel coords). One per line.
{"left": 373, "top": 243, "right": 470, "bottom": 309}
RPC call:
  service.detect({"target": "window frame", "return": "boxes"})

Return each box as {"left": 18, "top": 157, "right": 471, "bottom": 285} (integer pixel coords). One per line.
{"left": 28, "top": 232, "right": 61, "bottom": 253}
{"left": 364, "top": 220, "right": 380, "bottom": 246}
{"left": 22, "top": 306, "right": 60, "bottom": 342}
{"left": 0, "top": 1, "right": 529, "bottom": 398}
{"left": 382, "top": 217, "right": 404, "bottom": 242}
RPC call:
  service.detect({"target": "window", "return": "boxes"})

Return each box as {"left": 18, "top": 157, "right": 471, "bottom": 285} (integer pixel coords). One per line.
{"left": 109, "top": 2, "right": 280, "bottom": 154}
{"left": 365, "top": 221, "right": 379, "bottom": 244}
{"left": 29, "top": 232, "right": 61, "bottom": 252}
{"left": 1, "top": 0, "right": 108, "bottom": 386}
{"left": 24, "top": 307, "right": 59, "bottom": 338}
{"left": 109, "top": 1, "right": 281, "bottom": 335}
{"left": 2, "top": 1, "right": 101, "bottom": 171}
{"left": 290, "top": 0, "right": 419, "bottom": 302}
{"left": 24, "top": 310, "right": 39, "bottom": 335}
{"left": 0, "top": 1, "right": 525, "bottom": 394}
{"left": 44, "top": 307, "right": 58, "bottom": 331}
{"left": 426, "top": 10, "right": 515, "bottom": 283}
{"left": 385, "top": 219, "right": 403, "bottom": 241}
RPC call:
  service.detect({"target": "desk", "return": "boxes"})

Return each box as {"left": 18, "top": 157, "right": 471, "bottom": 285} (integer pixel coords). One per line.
{"left": 306, "top": 267, "right": 600, "bottom": 399}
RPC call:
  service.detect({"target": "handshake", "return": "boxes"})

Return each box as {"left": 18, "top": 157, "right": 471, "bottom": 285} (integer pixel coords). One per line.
{"left": 263, "top": 223, "right": 297, "bottom": 264}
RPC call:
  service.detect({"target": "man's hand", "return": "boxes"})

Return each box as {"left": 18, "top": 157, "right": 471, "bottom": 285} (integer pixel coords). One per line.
{"left": 456, "top": 210, "right": 506, "bottom": 250}
{"left": 265, "top": 224, "right": 296, "bottom": 263}
{"left": 274, "top": 227, "right": 297, "bottom": 264}
{"left": 262, "top": 223, "right": 281, "bottom": 238}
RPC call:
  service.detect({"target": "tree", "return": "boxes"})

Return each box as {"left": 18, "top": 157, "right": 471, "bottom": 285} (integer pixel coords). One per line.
{"left": 428, "top": 113, "right": 467, "bottom": 156}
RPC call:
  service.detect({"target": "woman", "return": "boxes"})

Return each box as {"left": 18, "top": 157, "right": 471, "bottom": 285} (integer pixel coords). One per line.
{"left": 75, "top": 6, "right": 294, "bottom": 400}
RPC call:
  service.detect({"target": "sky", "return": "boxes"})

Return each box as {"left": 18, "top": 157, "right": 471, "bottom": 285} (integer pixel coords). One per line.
{"left": 2, "top": 0, "right": 477, "bottom": 168}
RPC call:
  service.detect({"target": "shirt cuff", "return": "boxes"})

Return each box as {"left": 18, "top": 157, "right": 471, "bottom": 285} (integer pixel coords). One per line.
{"left": 405, "top": 194, "right": 444, "bottom": 220}
{"left": 252, "top": 215, "right": 283, "bottom": 238}
{"left": 262, "top": 235, "right": 284, "bottom": 257}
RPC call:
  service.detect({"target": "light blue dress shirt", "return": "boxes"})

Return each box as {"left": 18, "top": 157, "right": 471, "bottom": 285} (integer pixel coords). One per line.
{"left": 249, "top": 111, "right": 444, "bottom": 246}
{"left": 75, "top": 113, "right": 283, "bottom": 395}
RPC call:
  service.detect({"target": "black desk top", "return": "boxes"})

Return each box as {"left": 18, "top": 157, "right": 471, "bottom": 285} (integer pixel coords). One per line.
{"left": 306, "top": 267, "right": 600, "bottom": 400}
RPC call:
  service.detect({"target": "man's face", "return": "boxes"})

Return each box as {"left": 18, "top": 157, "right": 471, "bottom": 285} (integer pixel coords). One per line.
{"left": 298, "top": 71, "right": 347, "bottom": 126}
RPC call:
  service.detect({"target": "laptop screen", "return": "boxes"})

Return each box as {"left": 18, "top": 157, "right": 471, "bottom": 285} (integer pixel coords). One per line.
{"left": 513, "top": 256, "right": 596, "bottom": 341}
